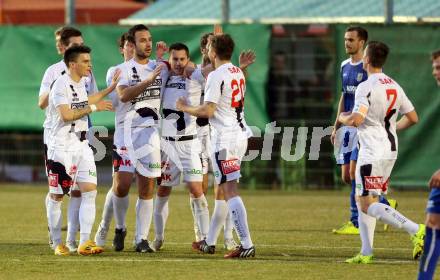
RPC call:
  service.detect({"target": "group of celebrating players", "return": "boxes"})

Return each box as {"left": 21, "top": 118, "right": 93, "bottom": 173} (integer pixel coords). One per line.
{"left": 38, "top": 22, "right": 440, "bottom": 277}
{"left": 39, "top": 24, "right": 256, "bottom": 259}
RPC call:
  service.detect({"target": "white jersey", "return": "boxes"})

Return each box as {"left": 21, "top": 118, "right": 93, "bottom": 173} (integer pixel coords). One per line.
{"left": 48, "top": 74, "right": 90, "bottom": 151}
{"left": 107, "top": 64, "right": 131, "bottom": 147}
{"left": 117, "top": 58, "right": 169, "bottom": 128}
{"left": 161, "top": 69, "right": 205, "bottom": 137}
{"left": 195, "top": 64, "right": 209, "bottom": 136}
{"left": 39, "top": 60, "right": 98, "bottom": 130}
{"left": 204, "top": 62, "right": 250, "bottom": 137}
{"left": 353, "top": 73, "right": 414, "bottom": 161}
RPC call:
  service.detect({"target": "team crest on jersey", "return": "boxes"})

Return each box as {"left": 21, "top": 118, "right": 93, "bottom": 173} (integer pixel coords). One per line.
{"left": 356, "top": 73, "right": 364, "bottom": 82}
{"left": 221, "top": 159, "right": 240, "bottom": 175}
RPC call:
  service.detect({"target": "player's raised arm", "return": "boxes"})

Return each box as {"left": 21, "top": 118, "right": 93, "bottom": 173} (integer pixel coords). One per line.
{"left": 117, "top": 64, "right": 162, "bottom": 103}
{"left": 239, "top": 50, "right": 256, "bottom": 77}
{"left": 88, "top": 69, "right": 121, "bottom": 104}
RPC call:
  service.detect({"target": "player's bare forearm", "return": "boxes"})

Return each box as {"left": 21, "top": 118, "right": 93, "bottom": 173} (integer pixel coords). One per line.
{"left": 338, "top": 112, "right": 364, "bottom": 127}
{"left": 88, "top": 87, "right": 113, "bottom": 105}
{"left": 397, "top": 110, "right": 419, "bottom": 131}
{"left": 333, "top": 94, "right": 344, "bottom": 129}
{"left": 118, "top": 82, "right": 149, "bottom": 103}
{"left": 58, "top": 104, "right": 92, "bottom": 122}
{"left": 177, "top": 99, "right": 216, "bottom": 118}
{"left": 38, "top": 92, "right": 49, "bottom": 109}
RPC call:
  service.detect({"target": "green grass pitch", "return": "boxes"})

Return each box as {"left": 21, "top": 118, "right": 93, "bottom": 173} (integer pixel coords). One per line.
{"left": 0, "top": 184, "right": 431, "bottom": 279}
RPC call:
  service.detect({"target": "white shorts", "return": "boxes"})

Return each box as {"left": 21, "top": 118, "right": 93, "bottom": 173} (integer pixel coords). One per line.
{"left": 198, "top": 133, "right": 211, "bottom": 175}
{"left": 126, "top": 126, "right": 161, "bottom": 178}
{"left": 210, "top": 132, "right": 248, "bottom": 185}
{"left": 160, "top": 136, "right": 203, "bottom": 187}
{"left": 46, "top": 144, "right": 97, "bottom": 195}
{"left": 112, "top": 145, "right": 135, "bottom": 174}
{"left": 355, "top": 159, "right": 396, "bottom": 196}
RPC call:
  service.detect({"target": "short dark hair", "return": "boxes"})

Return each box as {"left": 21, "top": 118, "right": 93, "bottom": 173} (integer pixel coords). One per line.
{"left": 60, "top": 26, "right": 82, "bottom": 47}
{"left": 118, "top": 32, "right": 130, "bottom": 49}
{"left": 346, "top": 26, "right": 368, "bottom": 42}
{"left": 200, "top": 32, "right": 213, "bottom": 50}
{"left": 366, "top": 41, "right": 389, "bottom": 68}
{"left": 431, "top": 49, "right": 440, "bottom": 61}
{"left": 128, "top": 24, "right": 150, "bottom": 44}
{"left": 64, "top": 45, "right": 91, "bottom": 66}
{"left": 169, "top": 42, "right": 189, "bottom": 57}
{"left": 211, "top": 34, "right": 234, "bottom": 61}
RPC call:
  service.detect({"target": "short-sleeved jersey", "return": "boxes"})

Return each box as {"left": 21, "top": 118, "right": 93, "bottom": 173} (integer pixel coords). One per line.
{"left": 341, "top": 59, "right": 367, "bottom": 112}
{"left": 353, "top": 73, "right": 414, "bottom": 161}
{"left": 161, "top": 69, "right": 205, "bottom": 137}
{"left": 204, "top": 63, "right": 250, "bottom": 136}
{"left": 117, "top": 58, "right": 169, "bottom": 128}
{"left": 48, "top": 74, "right": 90, "bottom": 151}
{"left": 39, "top": 60, "right": 98, "bottom": 129}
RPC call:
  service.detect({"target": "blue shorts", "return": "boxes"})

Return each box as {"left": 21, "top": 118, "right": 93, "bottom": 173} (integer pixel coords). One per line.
{"left": 335, "top": 127, "right": 358, "bottom": 165}
{"left": 427, "top": 188, "right": 440, "bottom": 214}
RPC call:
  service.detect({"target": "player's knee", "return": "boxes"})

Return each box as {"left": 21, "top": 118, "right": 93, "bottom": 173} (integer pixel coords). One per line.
{"left": 157, "top": 186, "right": 171, "bottom": 197}
{"left": 50, "top": 193, "right": 64, "bottom": 201}
{"left": 70, "top": 190, "right": 81, "bottom": 197}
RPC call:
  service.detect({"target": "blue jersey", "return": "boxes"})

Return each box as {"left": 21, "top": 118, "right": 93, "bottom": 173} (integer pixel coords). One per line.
{"left": 341, "top": 59, "right": 367, "bottom": 112}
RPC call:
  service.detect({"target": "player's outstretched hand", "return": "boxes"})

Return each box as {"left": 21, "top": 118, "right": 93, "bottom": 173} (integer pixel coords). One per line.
{"left": 156, "top": 41, "right": 168, "bottom": 61}
{"left": 145, "top": 64, "right": 163, "bottom": 84}
{"left": 239, "top": 50, "right": 256, "bottom": 69}
{"left": 183, "top": 62, "right": 196, "bottom": 79}
{"left": 96, "top": 100, "right": 113, "bottom": 112}
{"left": 176, "top": 97, "right": 187, "bottom": 111}
{"left": 201, "top": 63, "right": 214, "bottom": 78}
{"left": 109, "top": 68, "right": 121, "bottom": 89}
{"left": 429, "top": 169, "right": 440, "bottom": 188}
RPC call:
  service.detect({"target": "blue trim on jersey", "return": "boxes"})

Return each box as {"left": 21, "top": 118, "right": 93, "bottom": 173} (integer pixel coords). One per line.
{"left": 341, "top": 61, "right": 367, "bottom": 112}
{"left": 427, "top": 188, "right": 440, "bottom": 214}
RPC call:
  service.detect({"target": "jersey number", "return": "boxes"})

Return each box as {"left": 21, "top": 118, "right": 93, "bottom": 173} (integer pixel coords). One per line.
{"left": 231, "top": 79, "right": 245, "bottom": 108}
{"left": 384, "top": 88, "right": 397, "bottom": 152}
{"left": 386, "top": 89, "right": 397, "bottom": 115}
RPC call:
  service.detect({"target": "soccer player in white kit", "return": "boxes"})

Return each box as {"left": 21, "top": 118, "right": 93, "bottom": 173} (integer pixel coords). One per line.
{"left": 338, "top": 41, "right": 425, "bottom": 264}
{"left": 46, "top": 45, "right": 119, "bottom": 255}
{"left": 113, "top": 24, "right": 168, "bottom": 253}
{"left": 38, "top": 26, "right": 98, "bottom": 252}
{"left": 151, "top": 43, "right": 210, "bottom": 251}
{"left": 177, "top": 34, "right": 255, "bottom": 258}
{"left": 94, "top": 32, "right": 135, "bottom": 247}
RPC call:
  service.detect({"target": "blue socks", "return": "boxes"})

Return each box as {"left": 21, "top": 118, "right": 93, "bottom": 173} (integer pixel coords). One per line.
{"left": 418, "top": 227, "right": 440, "bottom": 280}
{"left": 350, "top": 180, "right": 359, "bottom": 228}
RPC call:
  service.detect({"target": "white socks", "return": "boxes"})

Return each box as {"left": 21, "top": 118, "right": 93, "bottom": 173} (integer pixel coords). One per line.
{"left": 192, "top": 195, "right": 210, "bottom": 241}
{"left": 367, "top": 202, "right": 419, "bottom": 235}
{"left": 135, "top": 198, "right": 153, "bottom": 243}
{"left": 79, "top": 190, "right": 97, "bottom": 245}
{"left": 154, "top": 196, "right": 169, "bottom": 241}
{"left": 66, "top": 195, "right": 81, "bottom": 243}
{"left": 47, "top": 198, "right": 62, "bottom": 247}
{"left": 357, "top": 203, "right": 376, "bottom": 256}
{"left": 99, "top": 188, "right": 114, "bottom": 229}
{"left": 227, "top": 196, "right": 253, "bottom": 249}
{"left": 224, "top": 212, "right": 234, "bottom": 240}
{"left": 206, "top": 200, "right": 228, "bottom": 246}
{"left": 112, "top": 193, "right": 129, "bottom": 230}
{"left": 189, "top": 196, "right": 201, "bottom": 241}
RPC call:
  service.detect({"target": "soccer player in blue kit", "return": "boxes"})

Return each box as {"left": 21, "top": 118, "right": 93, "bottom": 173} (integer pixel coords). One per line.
{"left": 331, "top": 26, "right": 395, "bottom": 235}
{"left": 417, "top": 49, "right": 440, "bottom": 280}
